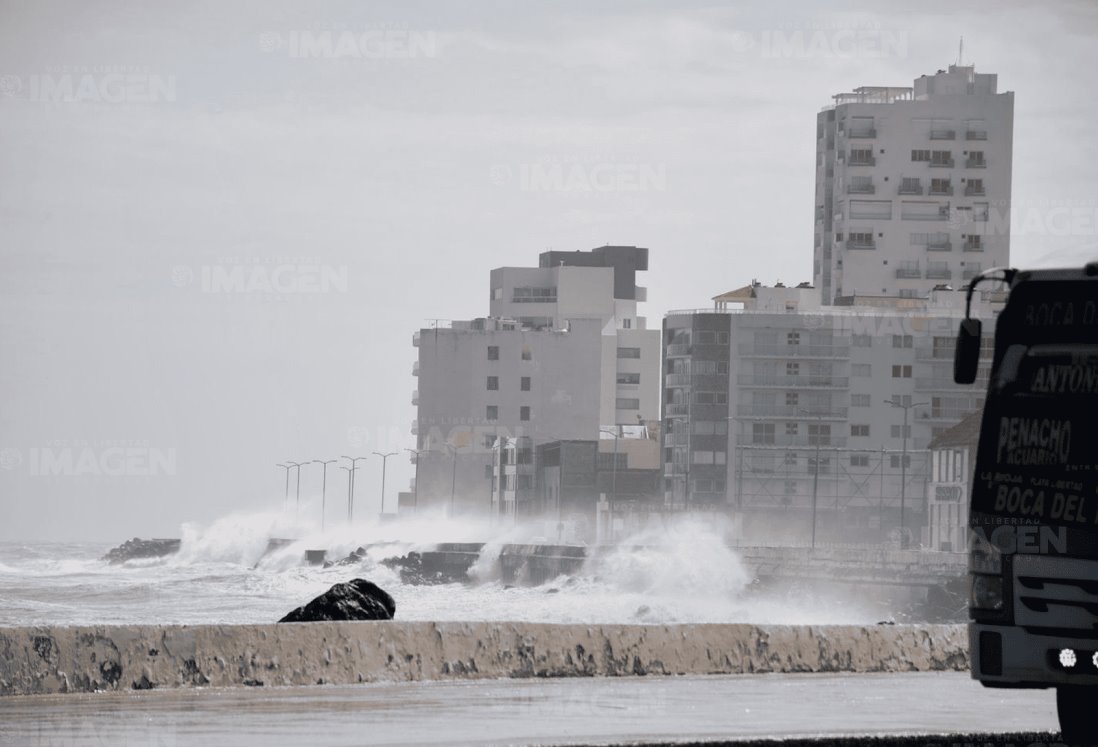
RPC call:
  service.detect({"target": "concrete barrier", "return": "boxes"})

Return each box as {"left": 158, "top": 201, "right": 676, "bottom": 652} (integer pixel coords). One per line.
{"left": 0, "top": 623, "right": 967, "bottom": 697}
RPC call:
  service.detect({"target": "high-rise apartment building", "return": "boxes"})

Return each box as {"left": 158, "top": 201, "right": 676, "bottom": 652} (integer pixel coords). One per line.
{"left": 412, "top": 246, "right": 660, "bottom": 516}
{"left": 815, "top": 65, "right": 1014, "bottom": 304}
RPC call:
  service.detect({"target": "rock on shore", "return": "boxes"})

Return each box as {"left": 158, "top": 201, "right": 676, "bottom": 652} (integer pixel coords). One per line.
{"left": 102, "top": 538, "right": 181, "bottom": 564}
{"left": 279, "top": 579, "right": 396, "bottom": 623}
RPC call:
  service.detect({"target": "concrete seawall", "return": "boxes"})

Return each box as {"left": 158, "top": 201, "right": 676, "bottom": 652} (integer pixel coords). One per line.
{"left": 0, "top": 623, "right": 967, "bottom": 697}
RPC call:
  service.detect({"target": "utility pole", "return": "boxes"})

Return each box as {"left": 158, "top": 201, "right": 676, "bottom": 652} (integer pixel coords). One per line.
{"left": 312, "top": 459, "right": 337, "bottom": 531}
{"left": 599, "top": 426, "right": 621, "bottom": 542}
{"left": 372, "top": 451, "right": 397, "bottom": 515}
{"left": 885, "top": 400, "right": 929, "bottom": 548}
{"left": 340, "top": 455, "right": 368, "bottom": 522}
{"left": 404, "top": 448, "right": 424, "bottom": 514}
{"left": 445, "top": 443, "right": 458, "bottom": 518}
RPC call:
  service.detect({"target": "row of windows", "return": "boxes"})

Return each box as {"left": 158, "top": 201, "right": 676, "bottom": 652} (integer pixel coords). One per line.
{"left": 850, "top": 364, "right": 913, "bottom": 378}
{"left": 485, "top": 405, "right": 530, "bottom": 421}
{"left": 487, "top": 345, "right": 532, "bottom": 361}
{"left": 487, "top": 376, "right": 531, "bottom": 391}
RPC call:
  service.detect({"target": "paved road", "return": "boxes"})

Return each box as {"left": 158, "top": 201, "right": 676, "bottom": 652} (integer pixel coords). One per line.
{"left": 0, "top": 672, "right": 1060, "bottom": 747}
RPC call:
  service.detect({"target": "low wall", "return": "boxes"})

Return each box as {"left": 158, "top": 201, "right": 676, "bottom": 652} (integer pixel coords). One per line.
{"left": 0, "top": 623, "right": 967, "bottom": 697}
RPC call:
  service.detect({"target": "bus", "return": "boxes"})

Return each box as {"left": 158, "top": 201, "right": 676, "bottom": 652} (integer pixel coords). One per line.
{"left": 954, "top": 263, "right": 1098, "bottom": 744}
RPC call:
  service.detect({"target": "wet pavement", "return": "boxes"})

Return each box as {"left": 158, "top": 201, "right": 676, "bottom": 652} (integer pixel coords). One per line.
{"left": 0, "top": 671, "right": 1061, "bottom": 746}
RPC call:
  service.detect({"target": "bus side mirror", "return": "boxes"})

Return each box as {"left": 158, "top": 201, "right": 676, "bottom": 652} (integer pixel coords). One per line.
{"left": 954, "top": 318, "right": 982, "bottom": 384}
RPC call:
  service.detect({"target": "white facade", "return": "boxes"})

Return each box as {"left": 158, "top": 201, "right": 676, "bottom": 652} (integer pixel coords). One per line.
{"left": 815, "top": 65, "right": 1014, "bottom": 304}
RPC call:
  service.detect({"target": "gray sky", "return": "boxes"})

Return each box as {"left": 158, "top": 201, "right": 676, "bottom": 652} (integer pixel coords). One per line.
{"left": 2, "top": 0, "right": 1097, "bottom": 541}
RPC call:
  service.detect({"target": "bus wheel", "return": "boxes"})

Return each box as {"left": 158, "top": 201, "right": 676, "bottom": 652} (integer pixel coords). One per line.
{"left": 1057, "top": 685, "right": 1096, "bottom": 745}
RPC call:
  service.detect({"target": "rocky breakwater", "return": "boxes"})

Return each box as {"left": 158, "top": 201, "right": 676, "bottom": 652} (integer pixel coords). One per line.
{"left": 102, "top": 538, "right": 181, "bottom": 564}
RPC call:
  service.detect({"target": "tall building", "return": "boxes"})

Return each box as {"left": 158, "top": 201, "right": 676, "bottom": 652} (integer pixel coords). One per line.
{"left": 412, "top": 246, "right": 660, "bottom": 516}
{"left": 815, "top": 64, "right": 1014, "bottom": 304}
{"left": 661, "top": 282, "right": 1003, "bottom": 545}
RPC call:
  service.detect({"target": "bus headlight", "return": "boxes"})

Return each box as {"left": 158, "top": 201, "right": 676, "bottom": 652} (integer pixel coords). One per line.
{"left": 971, "top": 574, "right": 1004, "bottom": 611}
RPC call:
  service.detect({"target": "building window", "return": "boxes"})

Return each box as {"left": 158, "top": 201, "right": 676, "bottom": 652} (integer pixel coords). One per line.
{"left": 512, "top": 286, "right": 557, "bottom": 303}
{"left": 786, "top": 362, "right": 800, "bottom": 376}
{"left": 616, "top": 398, "right": 640, "bottom": 410}
{"left": 850, "top": 454, "right": 870, "bottom": 467}
{"left": 693, "top": 392, "right": 727, "bottom": 404}
{"left": 487, "top": 345, "right": 499, "bottom": 361}
{"left": 890, "top": 424, "right": 912, "bottom": 438}
{"left": 787, "top": 332, "right": 800, "bottom": 345}
{"left": 752, "top": 423, "right": 775, "bottom": 444}
{"left": 617, "top": 372, "right": 641, "bottom": 385}
{"left": 618, "top": 347, "right": 641, "bottom": 359}
{"left": 851, "top": 424, "right": 870, "bottom": 437}
{"left": 785, "top": 422, "right": 799, "bottom": 436}
{"left": 851, "top": 394, "right": 871, "bottom": 407}
{"left": 784, "top": 452, "right": 798, "bottom": 465}
{"left": 808, "top": 424, "right": 830, "bottom": 445}
{"left": 890, "top": 454, "right": 912, "bottom": 469}
{"left": 891, "top": 394, "right": 912, "bottom": 407}
{"left": 486, "top": 405, "right": 498, "bottom": 421}
{"left": 852, "top": 364, "right": 872, "bottom": 377}
{"left": 785, "top": 392, "right": 799, "bottom": 406}
{"left": 911, "top": 149, "right": 930, "bottom": 162}
{"left": 852, "top": 334, "right": 872, "bottom": 348}
{"left": 487, "top": 376, "right": 499, "bottom": 391}
{"left": 891, "top": 335, "right": 913, "bottom": 348}
{"left": 693, "top": 420, "right": 729, "bottom": 435}
{"left": 717, "top": 332, "right": 730, "bottom": 344}
{"left": 520, "top": 376, "right": 531, "bottom": 391}
{"left": 521, "top": 347, "right": 532, "bottom": 361}
{"left": 891, "top": 364, "right": 913, "bottom": 378}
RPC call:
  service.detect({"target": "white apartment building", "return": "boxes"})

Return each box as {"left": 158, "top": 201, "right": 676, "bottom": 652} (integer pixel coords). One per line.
{"left": 815, "top": 64, "right": 1014, "bottom": 304}
{"left": 662, "top": 282, "right": 1003, "bottom": 545}
{"left": 412, "top": 246, "right": 660, "bottom": 516}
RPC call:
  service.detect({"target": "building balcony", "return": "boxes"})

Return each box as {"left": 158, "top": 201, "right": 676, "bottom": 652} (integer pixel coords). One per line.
{"left": 737, "top": 343, "right": 850, "bottom": 358}
{"left": 847, "top": 183, "right": 876, "bottom": 194}
{"left": 929, "top": 129, "right": 956, "bottom": 140}
{"left": 847, "top": 239, "right": 875, "bottom": 250}
{"left": 847, "top": 156, "right": 876, "bottom": 166}
{"left": 666, "top": 343, "right": 691, "bottom": 357}
{"left": 928, "top": 186, "right": 954, "bottom": 196}
{"left": 665, "top": 403, "right": 690, "bottom": 417}
{"left": 964, "top": 241, "right": 984, "bottom": 252}
{"left": 847, "top": 128, "right": 877, "bottom": 139}
{"left": 412, "top": 330, "right": 421, "bottom": 347}
{"left": 411, "top": 419, "right": 418, "bottom": 435}
{"left": 926, "top": 240, "right": 952, "bottom": 252}
{"left": 965, "top": 184, "right": 986, "bottom": 196}
{"left": 919, "top": 407, "right": 981, "bottom": 423}
{"left": 895, "top": 267, "right": 922, "bottom": 279}
{"left": 412, "top": 360, "right": 419, "bottom": 376}
{"left": 914, "top": 377, "right": 963, "bottom": 391}
{"left": 929, "top": 159, "right": 955, "bottom": 168}
{"left": 665, "top": 373, "right": 691, "bottom": 386}
{"left": 966, "top": 130, "right": 988, "bottom": 140}
{"left": 926, "top": 267, "right": 953, "bottom": 280}
{"left": 736, "top": 405, "right": 848, "bottom": 420}
{"left": 737, "top": 374, "right": 850, "bottom": 389}
{"left": 412, "top": 390, "right": 419, "bottom": 406}
{"left": 901, "top": 210, "right": 950, "bottom": 221}
{"left": 965, "top": 157, "right": 986, "bottom": 169}
{"left": 898, "top": 184, "right": 923, "bottom": 195}
{"left": 915, "top": 346, "right": 954, "bottom": 361}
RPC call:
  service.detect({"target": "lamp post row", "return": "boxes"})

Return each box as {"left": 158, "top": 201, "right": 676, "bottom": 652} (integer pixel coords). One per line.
{"left": 275, "top": 454, "right": 399, "bottom": 526}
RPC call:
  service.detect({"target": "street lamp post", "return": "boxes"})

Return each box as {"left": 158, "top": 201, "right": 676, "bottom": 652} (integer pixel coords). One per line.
{"left": 599, "top": 426, "right": 621, "bottom": 542}
{"left": 284, "top": 461, "right": 307, "bottom": 517}
{"left": 338, "top": 464, "right": 358, "bottom": 521}
{"left": 445, "top": 443, "right": 458, "bottom": 517}
{"left": 798, "top": 410, "right": 822, "bottom": 550}
{"left": 404, "top": 448, "right": 424, "bottom": 514}
{"left": 885, "top": 399, "right": 929, "bottom": 548}
{"left": 276, "top": 463, "right": 292, "bottom": 507}
{"left": 340, "top": 455, "right": 368, "bottom": 522}
{"left": 372, "top": 451, "right": 397, "bottom": 516}
{"left": 312, "top": 459, "right": 337, "bottom": 531}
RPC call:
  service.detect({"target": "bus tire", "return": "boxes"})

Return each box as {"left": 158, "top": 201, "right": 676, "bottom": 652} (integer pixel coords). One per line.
{"left": 1057, "top": 685, "right": 1096, "bottom": 745}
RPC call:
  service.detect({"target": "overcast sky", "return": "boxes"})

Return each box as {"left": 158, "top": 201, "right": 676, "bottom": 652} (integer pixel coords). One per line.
{"left": 1, "top": 0, "right": 1096, "bottom": 542}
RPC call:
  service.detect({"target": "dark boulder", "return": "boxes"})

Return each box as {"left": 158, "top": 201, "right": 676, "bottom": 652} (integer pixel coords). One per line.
{"left": 278, "top": 579, "right": 395, "bottom": 623}
{"left": 322, "top": 547, "right": 368, "bottom": 569}
{"left": 379, "top": 551, "right": 456, "bottom": 585}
